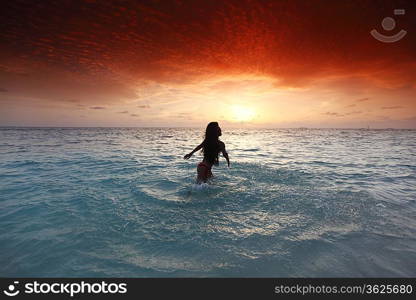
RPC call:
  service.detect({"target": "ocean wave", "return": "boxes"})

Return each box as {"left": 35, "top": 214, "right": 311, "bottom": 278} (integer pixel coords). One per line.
{"left": 1, "top": 128, "right": 415, "bottom": 277}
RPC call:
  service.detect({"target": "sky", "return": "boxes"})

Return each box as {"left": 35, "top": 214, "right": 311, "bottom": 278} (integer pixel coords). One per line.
{"left": 0, "top": 0, "right": 415, "bottom": 128}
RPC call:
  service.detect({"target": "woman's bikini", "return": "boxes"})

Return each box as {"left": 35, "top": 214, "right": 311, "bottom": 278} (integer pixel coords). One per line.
{"left": 197, "top": 161, "right": 213, "bottom": 179}
{"left": 196, "top": 141, "right": 221, "bottom": 182}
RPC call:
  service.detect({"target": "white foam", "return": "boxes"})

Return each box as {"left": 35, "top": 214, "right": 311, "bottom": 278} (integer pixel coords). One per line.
{"left": 191, "top": 183, "right": 210, "bottom": 191}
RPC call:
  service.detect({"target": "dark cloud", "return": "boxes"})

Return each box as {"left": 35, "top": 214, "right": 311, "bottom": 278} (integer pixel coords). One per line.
{"left": 344, "top": 111, "right": 363, "bottom": 115}
{"left": 0, "top": 0, "right": 415, "bottom": 89}
{"left": 63, "top": 99, "right": 80, "bottom": 103}
{"left": 381, "top": 106, "right": 403, "bottom": 109}
{"left": 89, "top": 106, "right": 106, "bottom": 110}
{"left": 118, "top": 111, "right": 129, "bottom": 114}
{"left": 323, "top": 112, "right": 344, "bottom": 117}
{"left": 0, "top": 88, "right": 8, "bottom": 92}
{"left": 357, "top": 98, "right": 370, "bottom": 102}
{"left": 175, "top": 112, "right": 193, "bottom": 119}
{"left": 345, "top": 104, "right": 356, "bottom": 108}
{"left": 130, "top": 113, "right": 139, "bottom": 117}
{"left": 322, "top": 111, "right": 363, "bottom": 117}
{"left": 137, "top": 105, "right": 150, "bottom": 109}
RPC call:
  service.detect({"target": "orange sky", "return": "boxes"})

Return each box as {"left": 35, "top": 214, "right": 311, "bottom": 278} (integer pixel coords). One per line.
{"left": 0, "top": 0, "right": 415, "bottom": 128}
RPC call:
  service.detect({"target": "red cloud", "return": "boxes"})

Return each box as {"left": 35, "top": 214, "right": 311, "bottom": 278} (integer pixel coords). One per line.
{"left": 1, "top": 0, "right": 414, "bottom": 88}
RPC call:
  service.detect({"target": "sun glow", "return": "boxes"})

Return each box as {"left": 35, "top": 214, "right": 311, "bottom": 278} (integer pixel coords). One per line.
{"left": 230, "top": 105, "right": 256, "bottom": 122}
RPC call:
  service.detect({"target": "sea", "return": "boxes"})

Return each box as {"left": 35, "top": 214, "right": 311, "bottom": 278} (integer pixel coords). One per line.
{"left": 0, "top": 127, "right": 415, "bottom": 277}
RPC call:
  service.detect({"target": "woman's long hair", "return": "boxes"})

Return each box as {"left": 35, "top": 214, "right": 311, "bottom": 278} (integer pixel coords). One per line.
{"left": 202, "top": 122, "right": 220, "bottom": 165}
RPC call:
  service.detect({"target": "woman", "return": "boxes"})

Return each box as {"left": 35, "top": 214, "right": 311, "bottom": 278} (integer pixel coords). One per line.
{"left": 184, "top": 122, "right": 230, "bottom": 183}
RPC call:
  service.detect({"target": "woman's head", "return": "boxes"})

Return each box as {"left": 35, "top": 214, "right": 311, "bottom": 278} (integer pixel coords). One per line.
{"left": 205, "top": 121, "right": 221, "bottom": 139}
{"left": 203, "top": 122, "right": 221, "bottom": 165}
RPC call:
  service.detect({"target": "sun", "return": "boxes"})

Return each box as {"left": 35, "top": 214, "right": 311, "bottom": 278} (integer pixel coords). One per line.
{"left": 230, "top": 105, "right": 256, "bottom": 122}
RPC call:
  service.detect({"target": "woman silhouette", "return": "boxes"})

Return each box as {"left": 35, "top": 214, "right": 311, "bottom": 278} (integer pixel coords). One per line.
{"left": 184, "top": 122, "right": 230, "bottom": 183}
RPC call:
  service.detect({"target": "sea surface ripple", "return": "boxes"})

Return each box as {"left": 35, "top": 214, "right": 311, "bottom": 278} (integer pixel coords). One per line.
{"left": 0, "top": 128, "right": 415, "bottom": 277}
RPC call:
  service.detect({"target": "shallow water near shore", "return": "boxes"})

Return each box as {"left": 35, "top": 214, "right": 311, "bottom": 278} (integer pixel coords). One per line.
{"left": 0, "top": 127, "right": 415, "bottom": 277}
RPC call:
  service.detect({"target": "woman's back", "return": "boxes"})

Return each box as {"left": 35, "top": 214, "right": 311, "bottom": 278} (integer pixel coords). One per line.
{"left": 202, "top": 140, "right": 221, "bottom": 165}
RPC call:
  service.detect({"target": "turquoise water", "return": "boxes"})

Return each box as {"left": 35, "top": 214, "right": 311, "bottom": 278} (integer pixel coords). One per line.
{"left": 0, "top": 127, "right": 415, "bottom": 277}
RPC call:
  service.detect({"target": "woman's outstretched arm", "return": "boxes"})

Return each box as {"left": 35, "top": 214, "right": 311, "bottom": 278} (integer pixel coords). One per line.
{"left": 220, "top": 142, "right": 230, "bottom": 167}
{"left": 184, "top": 142, "right": 203, "bottom": 159}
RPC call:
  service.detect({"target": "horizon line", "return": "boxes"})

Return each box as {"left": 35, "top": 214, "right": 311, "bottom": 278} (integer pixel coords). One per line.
{"left": 0, "top": 126, "right": 415, "bottom": 130}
